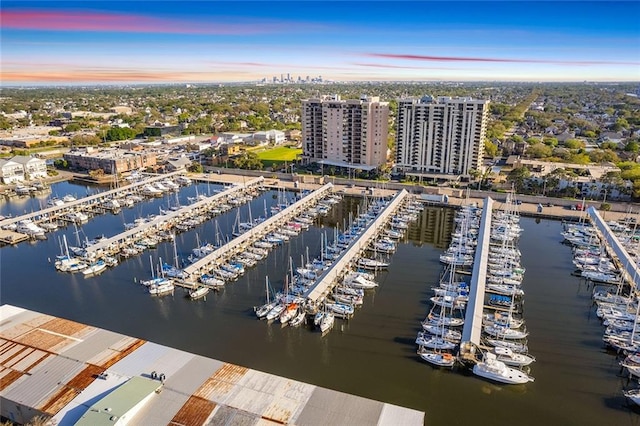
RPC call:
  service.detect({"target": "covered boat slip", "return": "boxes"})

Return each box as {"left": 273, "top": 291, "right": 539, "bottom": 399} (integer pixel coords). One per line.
{"left": 461, "top": 197, "right": 494, "bottom": 346}
{"left": 587, "top": 206, "right": 640, "bottom": 292}
{"left": 0, "top": 305, "right": 424, "bottom": 425}
{"left": 303, "top": 189, "right": 410, "bottom": 304}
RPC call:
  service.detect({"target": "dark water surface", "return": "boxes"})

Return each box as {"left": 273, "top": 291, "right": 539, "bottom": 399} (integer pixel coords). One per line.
{"left": 1, "top": 183, "right": 638, "bottom": 425}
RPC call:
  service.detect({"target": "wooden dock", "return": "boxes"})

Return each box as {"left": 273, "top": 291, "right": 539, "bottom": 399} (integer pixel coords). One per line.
{"left": 0, "top": 230, "right": 30, "bottom": 245}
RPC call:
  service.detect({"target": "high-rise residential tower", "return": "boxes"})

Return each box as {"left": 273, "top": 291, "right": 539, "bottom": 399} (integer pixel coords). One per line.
{"left": 395, "top": 96, "right": 489, "bottom": 178}
{"left": 301, "top": 95, "right": 389, "bottom": 170}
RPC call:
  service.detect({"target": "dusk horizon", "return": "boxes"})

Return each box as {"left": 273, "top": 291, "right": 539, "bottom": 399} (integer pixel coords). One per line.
{"left": 2, "top": 1, "right": 639, "bottom": 85}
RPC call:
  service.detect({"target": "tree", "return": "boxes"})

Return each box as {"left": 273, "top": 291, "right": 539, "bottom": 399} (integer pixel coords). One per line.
{"left": 188, "top": 162, "right": 203, "bottom": 173}
{"left": 526, "top": 143, "right": 553, "bottom": 159}
{"left": 64, "top": 122, "right": 81, "bottom": 132}
{"left": 624, "top": 141, "right": 639, "bottom": 153}
{"left": 506, "top": 166, "right": 530, "bottom": 192}
{"left": 564, "top": 139, "right": 585, "bottom": 149}
{"left": 483, "top": 140, "right": 498, "bottom": 158}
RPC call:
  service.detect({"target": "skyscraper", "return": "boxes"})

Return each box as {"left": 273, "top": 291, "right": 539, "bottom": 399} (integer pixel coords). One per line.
{"left": 301, "top": 95, "right": 389, "bottom": 170}
{"left": 395, "top": 96, "right": 489, "bottom": 178}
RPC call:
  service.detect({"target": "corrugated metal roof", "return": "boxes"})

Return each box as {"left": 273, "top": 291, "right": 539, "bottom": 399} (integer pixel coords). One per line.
{"left": 14, "top": 329, "right": 68, "bottom": 352}
{"left": 61, "top": 329, "right": 125, "bottom": 363}
{"left": 378, "top": 403, "right": 425, "bottom": 426}
{"left": 75, "top": 376, "right": 160, "bottom": 426}
{"left": 8, "top": 348, "right": 48, "bottom": 372}
{"left": 3, "top": 355, "right": 84, "bottom": 408}
{"left": 169, "top": 395, "right": 216, "bottom": 426}
{"left": 146, "top": 346, "right": 195, "bottom": 379}
{"left": 209, "top": 405, "right": 259, "bottom": 426}
{"left": 295, "top": 387, "right": 383, "bottom": 426}
{"left": 199, "top": 363, "right": 249, "bottom": 403}
{"left": 101, "top": 339, "right": 145, "bottom": 369}
{"left": 39, "top": 363, "right": 106, "bottom": 416}
{"left": 163, "top": 354, "right": 223, "bottom": 396}
{"left": 108, "top": 342, "right": 169, "bottom": 377}
{"left": 39, "top": 317, "right": 92, "bottom": 340}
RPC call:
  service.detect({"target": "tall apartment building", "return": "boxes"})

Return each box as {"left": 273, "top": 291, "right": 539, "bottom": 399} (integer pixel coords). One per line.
{"left": 302, "top": 95, "right": 389, "bottom": 170}
{"left": 395, "top": 96, "right": 489, "bottom": 178}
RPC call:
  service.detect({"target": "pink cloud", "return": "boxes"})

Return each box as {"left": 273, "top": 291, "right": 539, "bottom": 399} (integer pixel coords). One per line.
{"left": 1, "top": 9, "right": 317, "bottom": 35}
{"left": 351, "top": 62, "right": 470, "bottom": 70}
{"left": 367, "top": 52, "right": 640, "bottom": 66}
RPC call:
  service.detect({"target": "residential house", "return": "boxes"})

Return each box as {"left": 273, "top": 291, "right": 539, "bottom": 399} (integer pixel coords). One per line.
{"left": 252, "top": 130, "right": 285, "bottom": 146}
{"left": 0, "top": 159, "right": 25, "bottom": 184}
{"left": 165, "top": 156, "right": 192, "bottom": 172}
{"left": 11, "top": 155, "right": 47, "bottom": 180}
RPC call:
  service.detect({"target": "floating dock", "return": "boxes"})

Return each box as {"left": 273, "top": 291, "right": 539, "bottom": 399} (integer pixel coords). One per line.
{"left": 84, "top": 177, "right": 264, "bottom": 259}
{"left": 304, "top": 189, "right": 410, "bottom": 306}
{"left": 182, "top": 182, "right": 335, "bottom": 282}
{"left": 0, "top": 304, "right": 424, "bottom": 426}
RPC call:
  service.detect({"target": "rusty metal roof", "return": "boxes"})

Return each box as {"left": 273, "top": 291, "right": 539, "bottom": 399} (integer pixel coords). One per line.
{"left": 0, "top": 305, "right": 424, "bottom": 426}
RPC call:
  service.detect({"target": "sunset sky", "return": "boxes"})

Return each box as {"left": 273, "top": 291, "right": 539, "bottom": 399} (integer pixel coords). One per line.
{"left": 2, "top": 1, "right": 639, "bottom": 84}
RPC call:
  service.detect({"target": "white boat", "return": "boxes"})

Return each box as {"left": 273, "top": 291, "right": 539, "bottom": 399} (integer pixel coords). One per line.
{"left": 62, "top": 194, "right": 77, "bottom": 203}
{"left": 16, "top": 219, "right": 46, "bottom": 239}
{"left": 189, "top": 286, "right": 210, "bottom": 300}
{"left": 290, "top": 311, "right": 306, "bottom": 327}
{"left": 101, "top": 198, "right": 121, "bottom": 210}
{"left": 484, "top": 325, "right": 529, "bottom": 340}
{"left": 320, "top": 312, "right": 335, "bottom": 333}
{"left": 343, "top": 272, "right": 378, "bottom": 289}
{"left": 141, "top": 184, "right": 163, "bottom": 197}
{"left": 55, "top": 257, "right": 88, "bottom": 272}
{"left": 624, "top": 389, "right": 640, "bottom": 406}
{"left": 82, "top": 259, "right": 107, "bottom": 276}
{"left": 149, "top": 280, "right": 175, "bottom": 296}
{"left": 485, "top": 338, "right": 529, "bottom": 354}
{"left": 65, "top": 211, "right": 89, "bottom": 224}
{"left": 417, "top": 347, "right": 456, "bottom": 368}
{"left": 175, "top": 175, "right": 192, "bottom": 185}
{"left": 472, "top": 352, "right": 534, "bottom": 384}
{"left": 491, "top": 346, "right": 535, "bottom": 367}
{"left": 266, "top": 303, "right": 286, "bottom": 322}
{"left": 415, "top": 334, "right": 458, "bottom": 350}
{"left": 357, "top": 258, "right": 389, "bottom": 270}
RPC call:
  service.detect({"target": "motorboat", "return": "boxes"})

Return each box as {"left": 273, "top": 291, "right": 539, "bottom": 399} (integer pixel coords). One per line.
{"left": 319, "top": 312, "right": 335, "bottom": 334}
{"left": 16, "top": 219, "right": 46, "bottom": 239}
{"left": 357, "top": 258, "right": 389, "bottom": 270}
{"left": 189, "top": 286, "right": 210, "bottom": 300}
{"left": 491, "top": 346, "right": 535, "bottom": 367}
{"left": 65, "top": 211, "right": 89, "bottom": 224}
{"left": 82, "top": 259, "right": 107, "bottom": 276}
{"left": 472, "top": 352, "right": 534, "bottom": 384}
{"left": 149, "top": 280, "right": 175, "bottom": 296}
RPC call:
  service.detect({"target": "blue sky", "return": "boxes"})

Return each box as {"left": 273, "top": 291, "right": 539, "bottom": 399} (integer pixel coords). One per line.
{"left": 2, "top": 1, "right": 639, "bottom": 84}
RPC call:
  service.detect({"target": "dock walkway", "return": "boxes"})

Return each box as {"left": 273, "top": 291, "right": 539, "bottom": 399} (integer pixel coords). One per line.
{"left": 303, "top": 189, "right": 410, "bottom": 305}
{"left": 0, "top": 170, "right": 187, "bottom": 229}
{"left": 84, "top": 177, "right": 264, "bottom": 258}
{"left": 461, "top": 197, "right": 494, "bottom": 346}
{"left": 182, "top": 182, "right": 334, "bottom": 280}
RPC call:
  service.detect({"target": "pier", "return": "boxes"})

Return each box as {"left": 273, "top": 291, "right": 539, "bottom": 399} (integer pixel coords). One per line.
{"left": 84, "top": 176, "right": 264, "bottom": 259}
{"left": 460, "top": 197, "right": 494, "bottom": 347}
{"left": 0, "top": 171, "right": 189, "bottom": 231}
{"left": 303, "top": 189, "right": 410, "bottom": 305}
{"left": 181, "top": 182, "right": 335, "bottom": 282}
{"left": 587, "top": 206, "right": 640, "bottom": 291}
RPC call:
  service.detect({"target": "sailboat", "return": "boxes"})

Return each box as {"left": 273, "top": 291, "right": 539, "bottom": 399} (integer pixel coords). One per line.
{"left": 253, "top": 277, "right": 276, "bottom": 318}
{"left": 472, "top": 352, "right": 534, "bottom": 384}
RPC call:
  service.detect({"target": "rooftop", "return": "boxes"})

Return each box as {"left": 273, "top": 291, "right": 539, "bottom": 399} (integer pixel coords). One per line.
{"left": 0, "top": 305, "right": 424, "bottom": 426}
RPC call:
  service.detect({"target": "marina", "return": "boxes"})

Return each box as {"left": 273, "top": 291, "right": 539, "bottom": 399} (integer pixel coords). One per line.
{"left": 1, "top": 176, "right": 640, "bottom": 424}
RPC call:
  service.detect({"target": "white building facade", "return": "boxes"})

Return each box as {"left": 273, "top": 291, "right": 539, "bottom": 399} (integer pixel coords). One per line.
{"left": 0, "top": 159, "right": 25, "bottom": 184}
{"left": 395, "top": 96, "right": 489, "bottom": 178}
{"left": 11, "top": 155, "right": 47, "bottom": 180}
{"left": 302, "top": 95, "right": 389, "bottom": 170}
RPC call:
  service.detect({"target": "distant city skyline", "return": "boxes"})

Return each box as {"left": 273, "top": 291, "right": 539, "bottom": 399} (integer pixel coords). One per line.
{"left": 2, "top": 1, "right": 639, "bottom": 85}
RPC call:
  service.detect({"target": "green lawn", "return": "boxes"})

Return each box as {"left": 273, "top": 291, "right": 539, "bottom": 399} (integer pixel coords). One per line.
{"left": 256, "top": 146, "right": 302, "bottom": 168}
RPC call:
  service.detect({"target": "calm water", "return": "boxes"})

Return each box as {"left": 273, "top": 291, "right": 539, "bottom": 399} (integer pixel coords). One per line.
{"left": 1, "top": 182, "right": 638, "bottom": 426}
